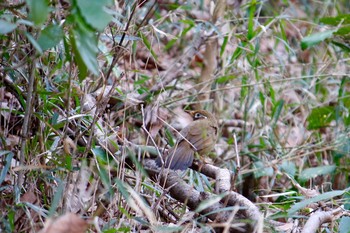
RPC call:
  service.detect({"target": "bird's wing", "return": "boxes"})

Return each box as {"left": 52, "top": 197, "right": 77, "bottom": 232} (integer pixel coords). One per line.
{"left": 163, "top": 141, "right": 194, "bottom": 170}
{"left": 155, "top": 121, "right": 217, "bottom": 170}
{"left": 187, "top": 124, "right": 217, "bottom": 151}
{"left": 155, "top": 127, "right": 195, "bottom": 170}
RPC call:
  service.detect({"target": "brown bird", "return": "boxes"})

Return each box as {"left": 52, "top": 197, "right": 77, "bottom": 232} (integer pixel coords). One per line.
{"left": 156, "top": 110, "right": 218, "bottom": 170}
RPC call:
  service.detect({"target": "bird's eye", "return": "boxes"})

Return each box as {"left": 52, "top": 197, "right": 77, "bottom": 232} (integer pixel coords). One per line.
{"left": 194, "top": 112, "right": 206, "bottom": 119}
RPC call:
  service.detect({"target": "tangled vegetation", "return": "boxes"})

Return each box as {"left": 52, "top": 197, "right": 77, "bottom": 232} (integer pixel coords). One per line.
{"left": 1, "top": 0, "right": 350, "bottom": 232}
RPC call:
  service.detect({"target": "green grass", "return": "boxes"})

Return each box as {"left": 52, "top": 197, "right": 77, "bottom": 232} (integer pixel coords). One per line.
{"left": 1, "top": 0, "right": 350, "bottom": 232}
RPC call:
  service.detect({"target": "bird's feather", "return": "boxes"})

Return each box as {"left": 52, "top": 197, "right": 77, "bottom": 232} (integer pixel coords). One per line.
{"left": 155, "top": 141, "right": 194, "bottom": 170}
{"left": 155, "top": 110, "right": 218, "bottom": 170}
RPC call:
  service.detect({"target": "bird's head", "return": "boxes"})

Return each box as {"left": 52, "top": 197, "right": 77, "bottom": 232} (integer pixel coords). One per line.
{"left": 185, "top": 110, "right": 217, "bottom": 124}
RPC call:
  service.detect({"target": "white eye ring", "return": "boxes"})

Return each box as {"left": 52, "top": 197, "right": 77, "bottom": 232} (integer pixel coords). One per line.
{"left": 194, "top": 112, "right": 206, "bottom": 119}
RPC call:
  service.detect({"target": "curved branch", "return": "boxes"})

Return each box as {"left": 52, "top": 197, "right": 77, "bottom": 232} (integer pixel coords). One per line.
{"left": 145, "top": 160, "right": 262, "bottom": 232}
{"left": 191, "top": 160, "right": 263, "bottom": 231}
{"left": 302, "top": 207, "right": 349, "bottom": 233}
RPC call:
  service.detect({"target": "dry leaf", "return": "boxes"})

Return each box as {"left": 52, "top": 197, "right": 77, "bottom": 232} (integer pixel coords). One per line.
{"left": 281, "top": 89, "right": 301, "bottom": 105}
{"left": 286, "top": 174, "right": 320, "bottom": 198}
{"left": 0, "top": 102, "right": 10, "bottom": 120}
{"left": 275, "top": 222, "right": 294, "bottom": 231}
{"left": 144, "top": 105, "right": 169, "bottom": 138}
{"left": 20, "top": 190, "right": 37, "bottom": 204}
{"left": 63, "top": 137, "right": 77, "bottom": 154}
{"left": 286, "top": 126, "right": 305, "bottom": 147}
{"left": 172, "top": 107, "right": 193, "bottom": 130}
{"left": 82, "top": 93, "right": 97, "bottom": 113}
{"left": 5, "top": 134, "right": 20, "bottom": 150}
{"left": 39, "top": 213, "right": 88, "bottom": 233}
{"left": 107, "top": 134, "right": 120, "bottom": 154}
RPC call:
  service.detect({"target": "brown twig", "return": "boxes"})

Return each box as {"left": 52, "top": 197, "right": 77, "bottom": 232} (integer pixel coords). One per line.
{"left": 105, "top": 1, "right": 139, "bottom": 80}
{"left": 17, "top": 58, "right": 36, "bottom": 197}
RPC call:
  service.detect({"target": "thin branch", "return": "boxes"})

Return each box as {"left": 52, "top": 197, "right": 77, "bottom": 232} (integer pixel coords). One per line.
{"left": 105, "top": 1, "right": 139, "bottom": 80}
{"left": 17, "top": 58, "right": 36, "bottom": 197}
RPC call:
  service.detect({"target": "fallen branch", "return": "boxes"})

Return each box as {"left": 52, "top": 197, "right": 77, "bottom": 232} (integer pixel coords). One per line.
{"left": 144, "top": 160, "right": 262, "bottom": 233}
{"left": 302, "top": 206, "right": 349, "bottom": 233}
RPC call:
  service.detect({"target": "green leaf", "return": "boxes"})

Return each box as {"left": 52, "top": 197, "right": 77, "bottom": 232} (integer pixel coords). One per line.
{"left": 344, "top": 193, "right": 350, "bottom": 210}
{"left": 92, "top": 147, "right": 108, "bottom": 164}
{"left": 113, "top": 35, "right": 141, "bottom": 43}
{"left": 230, "top": 45, "right": 243, "bottom": 63}
{"left": 216, "top": 75, "right": 237, "bottom": 84}
{"left": 335, "top": 25, "right": 350, "bottom": 37}
{"left": 115, "top": 179, "right": 129, "bottom": 200}
{"left": 91, "top": 147, "right": 112, "bottom": 191}
{"left": 334, "top": 136, "right": 350, "bottom": 158}
{"left": 65, "top": 154, "right": 73, "bottom": 170}
{"left": 134, "top": 75, "right": 150, "bottom": 85}
{"left": 71, "top": 28, "right": 99, "bottom": 76}
{"left": 24, "top": 202, "right": 48, "bottom": 217}
{"left": 299, "top": 165, "right": 336, "bottom": 182}
{"left": 76, "top": 0, "right": 112, "bottom": 31}
{"left": 154, "top": 225, "right": 183, "bottom": 232}
{"left": 0, "top": 151, "right": 14, "bottom": 185}
{"left": 164, "top": 129, "right": 175, "bottom": 147}
{"left": 98, "top": 165, "right": 111, "bottom": 189}
{"left": 63, "top": 36, "right": 72, "bottom": 65}
{"left": 253, "top": 161, "right": 274, "bottom": 178}
{"left": 320, "top": 14, "right": 350, "bottom": 26}
{"left": 301, "top": 30, "right": 336, "bottom": 50}
{"left": 103, "top": 229, "right": 118, "bottom": 233}
{"left": 0, "top": 20, "right": 17, "bottom": 34}
{"left": 267, "top": 82, "right": 275, "bottom": 103}
{"left": 139, "top": 32, "right": 157, "bottom": 60}
{"left": 272, "top": 99, "right": 284, "bottom": 126}
{"left": 240, "top": 75, "right": 248, "bottom": 104}
{"left": 339, "top": 216, "right": 350, "bottom": 233}
{"left": 25, "top": 32, "right": 43, "bottom": 54}
{"left": 307, "top": 106, "right": 336, "bottom": 130}
{"left": 220, "top": 35, "right": 228, "bottom": 57}
{"left": 195, "top": 193, "right": 226, "bottom": 213}
{"left": 48, "top": 179, "right": 65, "bottom": 216}
{"left": 37, "top": 24, "right": 63, "bottom": 51}
{"left": 332, "top": 41, "right": 350, "bottom": 52}
{"left": 6, "top": 209, "right": 15, "bottom": 231}
{"left": 247, "top": 1, "right": 256, "bottom": 40}
{"left": 288, "top": 189, "right": 346, "bottom": 215}
{"left": 280, "top": 161, "right": 296, "bottom": 177}
{"left": 26, "top": 0, "right": 49, "bottom": 26}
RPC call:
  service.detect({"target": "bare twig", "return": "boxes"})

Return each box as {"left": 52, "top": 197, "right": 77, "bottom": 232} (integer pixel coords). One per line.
{"left": 231, "top": 133, "right": 240, "bottom": 189}
{"left": 105, "top": 1, "right": 138, "bottom": 80}
{"left": 17, "top": 58, "right": 36, "bottom": 197}
{"left": 136, "top": 34, "right": 204, "bottom": 103}
{"left": 140, "top": 104, "right": 162, "bottom": 157}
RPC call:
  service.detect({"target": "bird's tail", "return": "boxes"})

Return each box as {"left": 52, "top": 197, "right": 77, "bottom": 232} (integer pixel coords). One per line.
{"left": 155, "top": 142, "right": 194, "bottom": 170}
